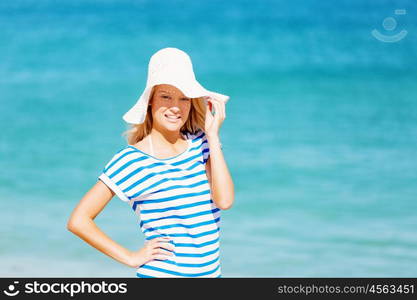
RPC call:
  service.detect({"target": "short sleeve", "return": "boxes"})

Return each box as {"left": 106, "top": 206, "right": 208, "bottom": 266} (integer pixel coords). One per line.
{"left": 200, "top": 130, "right": 222, "bottom": 164}
{"left": 201, "top": 131, "right": 210, "bottom": 164}
{"left": 97, "top": 148, "right": 131, "bottom": 202}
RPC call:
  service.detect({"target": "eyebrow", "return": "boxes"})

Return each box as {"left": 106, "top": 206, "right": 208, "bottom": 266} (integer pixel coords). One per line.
{"left": 158, "top": 91, "right": 189, "bottom": 98}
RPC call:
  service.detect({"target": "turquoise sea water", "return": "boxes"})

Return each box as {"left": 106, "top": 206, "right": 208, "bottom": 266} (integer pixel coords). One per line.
{"left": 1, "top": 0, "right": 417, "bottom": 277}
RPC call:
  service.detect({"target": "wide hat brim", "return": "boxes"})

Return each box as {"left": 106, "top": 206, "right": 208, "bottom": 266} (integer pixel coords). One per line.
{"left": 122, "top": 79, "right": 229, "bottom": 125}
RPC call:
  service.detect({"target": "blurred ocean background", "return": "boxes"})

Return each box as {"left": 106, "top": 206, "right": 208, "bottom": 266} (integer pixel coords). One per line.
{"left": 1, "top": 0, "right": 417, "bottom": 277}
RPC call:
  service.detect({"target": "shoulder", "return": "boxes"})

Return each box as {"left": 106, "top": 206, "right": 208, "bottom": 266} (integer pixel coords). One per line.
{"left": 129, "top": 136, "right": 149, "bottom": 153}
{"left": 102, "top": 145, "right": 140, "bottom": 172}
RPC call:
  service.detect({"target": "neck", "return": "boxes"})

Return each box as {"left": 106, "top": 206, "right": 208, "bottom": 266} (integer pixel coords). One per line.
{"left": 150, "top": 127, "right": 184, "bottom": 145}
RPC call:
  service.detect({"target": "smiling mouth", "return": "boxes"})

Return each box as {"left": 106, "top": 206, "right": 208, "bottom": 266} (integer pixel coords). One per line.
{"left": 164, "top": 114, "right": 181, "bottom": 121}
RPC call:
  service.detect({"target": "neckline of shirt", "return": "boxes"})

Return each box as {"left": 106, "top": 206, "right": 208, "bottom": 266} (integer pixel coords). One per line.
{"left": 128, "top": 132, "right": 192, "bottom": 161}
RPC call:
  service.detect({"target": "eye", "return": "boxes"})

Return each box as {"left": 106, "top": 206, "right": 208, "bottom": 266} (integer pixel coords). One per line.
{"left": 161, "top": 95, "right": 171, "bottom": 99}
{"left": 181, "top": 97, "right": 190, "bottom": 101}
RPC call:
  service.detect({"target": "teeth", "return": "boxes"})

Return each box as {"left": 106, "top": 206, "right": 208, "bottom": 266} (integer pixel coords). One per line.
{"left": 165, "top": 114, "right": 180, "bottom": 119}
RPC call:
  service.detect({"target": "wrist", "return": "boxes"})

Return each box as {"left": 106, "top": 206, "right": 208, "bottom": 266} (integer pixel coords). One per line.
{"left": 124, "top": 250, "right": 136, "bottom": 268}
{"left": 206, "top": 132, "right": 219, "bottom": 141}
{"left": 206, "top": 134, "right": 222, "bottom": 150}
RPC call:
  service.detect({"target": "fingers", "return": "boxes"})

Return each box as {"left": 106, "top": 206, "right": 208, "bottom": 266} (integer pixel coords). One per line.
{"left": 152, "top": 248, "right": 174, "bottom": 256}
{"left": 148, "top": 237, "right": 175, "bottom": 261}
{"left": 150, "top": 236, "right": 172, "bottom": 243}
{"left": 153, "top": 254, "right": 172, "bottom": 261}
{"left": 148, "top": 236, "right": 175, "bottom": 251}
{"left": 149, "top": 236, "right": 171, "bottom": 243}
{"left": 206, "top": 97, "right": 225, "bottom": 120}
{"left": 154, "top": 241, "right": 175, "bottom": 251}
{"left": 151, "top": 246, "right": 173, "bottom": 261}
{"left": 205, "top": 100, "right": 213, "bottom": 120}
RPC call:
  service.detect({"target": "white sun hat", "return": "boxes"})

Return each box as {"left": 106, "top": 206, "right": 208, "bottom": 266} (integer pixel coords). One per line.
{"left": 122, "top": 47, "right": 230, "bottom": 124}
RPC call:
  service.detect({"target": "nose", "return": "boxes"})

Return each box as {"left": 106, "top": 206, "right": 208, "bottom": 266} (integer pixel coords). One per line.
{"left": 168, "top": 105, "right": 180, "bottom": 113}
{"left": 168, "top": 99, "right": 182, "bottom": 111}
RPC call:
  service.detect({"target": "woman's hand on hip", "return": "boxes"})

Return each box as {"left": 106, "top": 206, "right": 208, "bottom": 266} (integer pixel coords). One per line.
{"left": 127, "top": 236, "right": 175, "bottom": 268}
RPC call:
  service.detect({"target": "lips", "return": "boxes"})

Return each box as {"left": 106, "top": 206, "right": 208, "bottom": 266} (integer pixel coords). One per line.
{"left": 164, "top": 114, "right": 181, "bottom": 122}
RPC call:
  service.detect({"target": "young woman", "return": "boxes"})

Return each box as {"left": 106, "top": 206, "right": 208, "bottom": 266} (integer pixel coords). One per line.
{"left": 67, "top": 48, "right": 234, "bottom": 278}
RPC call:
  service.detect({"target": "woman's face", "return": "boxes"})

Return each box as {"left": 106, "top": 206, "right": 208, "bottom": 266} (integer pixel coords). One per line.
{"left": 150, "top": 84, "right": 192, "bottom": 132}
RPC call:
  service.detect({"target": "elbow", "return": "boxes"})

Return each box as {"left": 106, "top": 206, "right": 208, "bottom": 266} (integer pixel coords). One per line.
{"left": 67, "top": 207, "right": 95, "bottom": 235}
{"left": 218, "top": 203, "right": 233, "bottom": 210}
{"left": 67, "top": 216, "right": 84, "bottom": 234}
{"left": 213, "top": 190, "right": 235, "bottom": 210}
{"left": 66, "top": 218, "right": 77, "bottom": 233}
{"left": 219, "top": 188, "right": 235, "bottom": 210}
{"left": 217, "top": 198, "right": 234, "bottom": 210}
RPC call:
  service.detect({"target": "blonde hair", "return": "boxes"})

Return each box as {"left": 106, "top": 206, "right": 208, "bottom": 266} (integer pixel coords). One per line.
{"left": 122, "top": 86, "right": 207, "bottom": 145}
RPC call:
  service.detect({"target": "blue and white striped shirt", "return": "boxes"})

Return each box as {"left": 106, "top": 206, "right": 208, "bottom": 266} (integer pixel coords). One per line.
{"left": 98, "top": 129, "right": 221, "bottom": 278}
